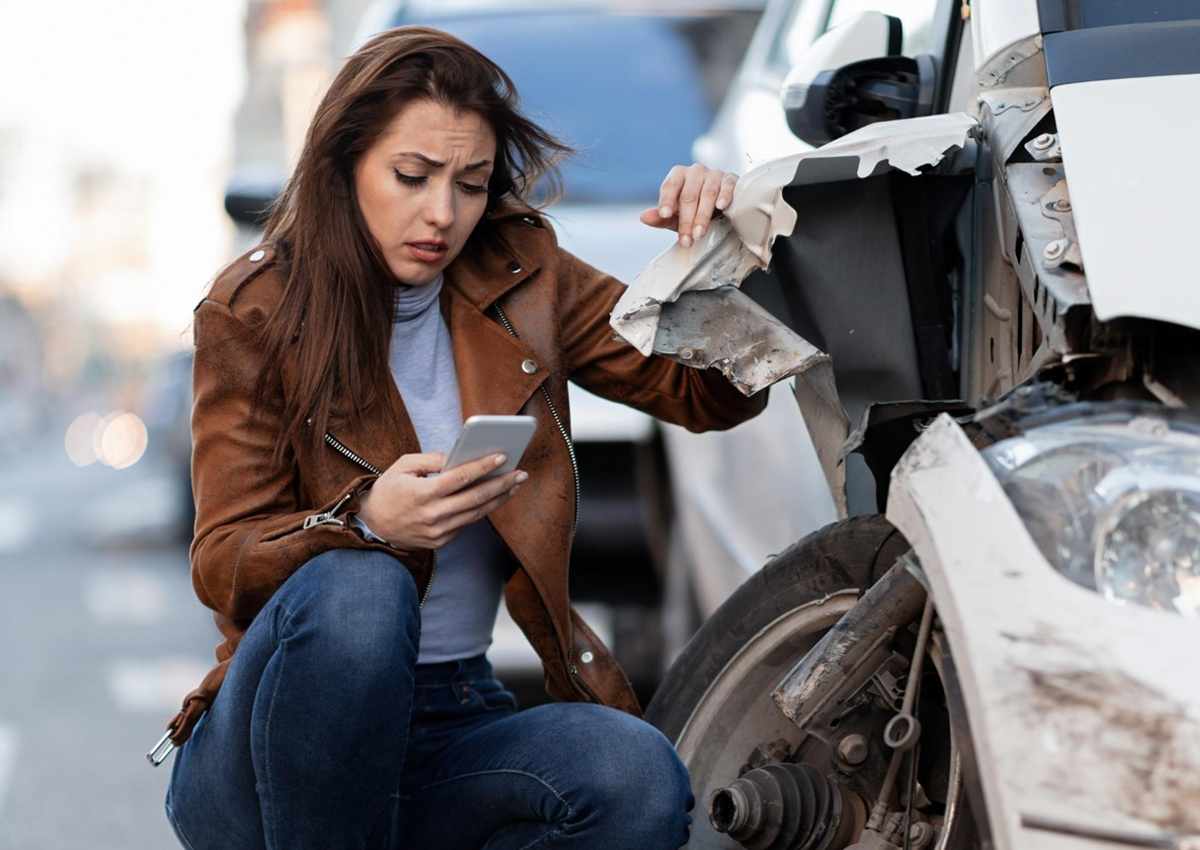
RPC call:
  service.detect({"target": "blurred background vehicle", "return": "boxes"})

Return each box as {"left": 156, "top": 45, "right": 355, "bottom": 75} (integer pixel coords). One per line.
{"left": 221, "top": 0, "right": 765, "bottom": 700}
{"left": 659, "top": 0, "right": 949, "bottom": 661}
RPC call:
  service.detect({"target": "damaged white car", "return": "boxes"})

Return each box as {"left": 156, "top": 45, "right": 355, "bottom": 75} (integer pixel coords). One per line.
{"left": 618, "top": 1, "right": 1200, "bottom": 848}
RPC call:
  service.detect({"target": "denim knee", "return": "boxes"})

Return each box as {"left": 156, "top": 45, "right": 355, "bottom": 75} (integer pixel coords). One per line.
{"left": 566, "top": 706, "right": 694, "bottom": 847}
{"left": 280, "top": 548, "right": 421, "bottom": 672}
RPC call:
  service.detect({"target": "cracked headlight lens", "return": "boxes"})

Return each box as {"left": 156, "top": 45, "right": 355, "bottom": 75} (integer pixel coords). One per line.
{"left": 1096, "top": 489, "right": 1200, "bottom": 614}
{"left": 983, "top": 415, "right": 1200, "bottom": 617}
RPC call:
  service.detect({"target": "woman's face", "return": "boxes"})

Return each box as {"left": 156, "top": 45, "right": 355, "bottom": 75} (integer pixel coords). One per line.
{"left": 354, "top": 99, "right": 496, "bottom": 285}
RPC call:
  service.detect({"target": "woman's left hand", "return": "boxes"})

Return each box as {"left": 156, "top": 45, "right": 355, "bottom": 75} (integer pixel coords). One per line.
{"left": 639, "top": 165, "right": 739, "bottom": 249}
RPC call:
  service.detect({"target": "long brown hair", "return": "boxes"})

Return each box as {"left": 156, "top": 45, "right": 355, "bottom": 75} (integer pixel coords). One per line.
{"left": 253, "top": 26, "right": 571, "bottom": 463}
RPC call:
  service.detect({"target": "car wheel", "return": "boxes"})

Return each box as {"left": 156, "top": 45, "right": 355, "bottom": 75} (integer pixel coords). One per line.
{"left": 646, "top": 515, "right": 978, "bottom": 849}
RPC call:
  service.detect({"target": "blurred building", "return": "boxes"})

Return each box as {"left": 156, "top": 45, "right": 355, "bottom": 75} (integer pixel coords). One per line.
{"left": 0, "top": 0, "right": 247, "bottom": 436}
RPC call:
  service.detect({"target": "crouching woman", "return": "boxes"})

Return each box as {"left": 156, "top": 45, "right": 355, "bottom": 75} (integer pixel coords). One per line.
{"left": 162, "top": 25, "right": 764, "bottom": 850}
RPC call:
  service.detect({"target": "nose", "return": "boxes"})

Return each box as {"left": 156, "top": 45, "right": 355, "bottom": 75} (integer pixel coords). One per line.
{"left": 424, "top": 182, "right": 454, "bottom": 230}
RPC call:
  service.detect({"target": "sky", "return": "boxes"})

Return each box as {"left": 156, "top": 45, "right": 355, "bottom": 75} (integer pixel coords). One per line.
{"left": 0, "top": 0, "right": 249, "bottom": 344}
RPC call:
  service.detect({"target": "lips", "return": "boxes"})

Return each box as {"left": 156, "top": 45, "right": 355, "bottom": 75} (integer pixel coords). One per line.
{"left": 406, "top": 240, "right": 448, "bottom": 263}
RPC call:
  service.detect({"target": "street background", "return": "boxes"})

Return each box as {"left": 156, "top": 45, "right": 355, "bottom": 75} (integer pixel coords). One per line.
{"left": 0, "top": 1, "right": 765, "bottom": 847}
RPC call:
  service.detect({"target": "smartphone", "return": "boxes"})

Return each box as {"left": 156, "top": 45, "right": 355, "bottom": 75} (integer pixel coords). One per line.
{"left": 441, "top": 415, "right": 537, "bottom": 482}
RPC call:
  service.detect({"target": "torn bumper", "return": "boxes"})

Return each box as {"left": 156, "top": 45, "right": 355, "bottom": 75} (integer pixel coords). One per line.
{"left": 610, "top": 113, "right": 978, "bottom": 516}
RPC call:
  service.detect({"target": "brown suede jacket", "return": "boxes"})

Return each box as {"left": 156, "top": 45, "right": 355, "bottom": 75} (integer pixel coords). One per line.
{"left": 165, "top": 210, "right": 766, "bottom": 745}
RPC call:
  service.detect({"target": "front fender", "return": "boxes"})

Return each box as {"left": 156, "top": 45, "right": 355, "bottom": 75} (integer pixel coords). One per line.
{"left": 887, "top": 414, "right": 1200, "bottom": 848}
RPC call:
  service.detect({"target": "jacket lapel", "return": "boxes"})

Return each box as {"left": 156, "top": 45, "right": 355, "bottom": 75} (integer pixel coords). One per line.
{"left": 441, "top": 226, "right": 549, "bottom": 420}
{"left": 440, "top": 283, "right": 546, "bottom": 421}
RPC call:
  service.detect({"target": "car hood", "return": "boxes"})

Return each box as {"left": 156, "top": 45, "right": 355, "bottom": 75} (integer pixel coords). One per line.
{"left": 1053, "top": 73, "right": 1200, "bottom": 331}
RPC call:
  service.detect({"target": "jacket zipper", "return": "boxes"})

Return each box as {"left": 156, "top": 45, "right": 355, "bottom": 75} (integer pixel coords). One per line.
{"left": 493, "top": 301, "right": 596, "bottom": 701}
{"left": 308, "top": 431, "right": 438, "bottom": 606}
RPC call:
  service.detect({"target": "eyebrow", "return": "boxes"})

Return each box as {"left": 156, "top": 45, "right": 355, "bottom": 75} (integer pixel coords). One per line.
{"left": 396, "top": 152, "right": 492, "bottom": 171}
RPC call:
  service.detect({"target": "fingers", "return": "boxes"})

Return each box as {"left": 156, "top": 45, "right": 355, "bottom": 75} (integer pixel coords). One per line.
{"left": 426, "top": 452, "right": 508, "bottom": 496}
{"left": 392, "top": 451, "right": 448, "bottom": 477}
{"left": 439, "top": 469, "right": 526, "bottom": 518}
{"left": 716, "top": 172, "right": 738, "bottom": 212}
{"left": 684, "top": 169, "right": 724, "bottom": 248}
{"left": 656, "top": 165, "right": 687, "bottom": 224}
{"left": 419, "top": 475, "right": 523, "bottom": 547}
{"left": 639, "top": 206, "right": 676, "bottom": 230}
{"left": 660, "top": 165, "right": 735, "bottom": 249}
{"left": 433, "top": 480, "right": 523, "bottom": 543}
{"left": 673, "top": 165, "right": 706, "bottom": 249}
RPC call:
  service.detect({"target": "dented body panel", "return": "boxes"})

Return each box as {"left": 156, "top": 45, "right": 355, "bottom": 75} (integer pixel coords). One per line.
{"left": 887, "top": 415, "right": 1200, "bottom": 848}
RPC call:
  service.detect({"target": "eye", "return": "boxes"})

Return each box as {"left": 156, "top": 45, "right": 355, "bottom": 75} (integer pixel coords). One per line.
{"left": 458, "top": 182, "right": 488, "bottom": 195}
{"left": 393, "top": 169, "right": 425, "bottom": 187}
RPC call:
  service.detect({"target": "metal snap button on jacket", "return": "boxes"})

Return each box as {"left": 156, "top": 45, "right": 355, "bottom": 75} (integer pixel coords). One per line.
{"left": 507, "top": 261, "right": 522, "bottom": 273}
{"left": 580, "top": 651, "right": 594, "bottom": 664}
{"left": 249, "top": 249, "right": 266, "bottom": 262}
{"left": 521, "top": 359, "right": 537, "bottom": 374}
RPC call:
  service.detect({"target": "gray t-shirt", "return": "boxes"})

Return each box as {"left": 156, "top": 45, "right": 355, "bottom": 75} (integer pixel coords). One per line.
{"left": 353, "top": 273, "right": 508, "bottom": 664}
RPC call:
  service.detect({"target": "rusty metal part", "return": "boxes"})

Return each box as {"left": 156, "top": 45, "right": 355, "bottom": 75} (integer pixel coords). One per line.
{"left": 866, "top": 598, "right": 935, "bottom": 837}
{"left": 652, "top": 286, "right": 830, "bottom": 396}
{"left": 865, "top": 748, "right": 905, "bottom": 834}
{"left": 837, "top": 734, "right": 869, "bottom": 766}
{"left": 709, "top": 762, "right": 866, "bottom": 850}
{"left": 773, "top": 564, "right": 927, "bottom": 732}
{"left": 882, "top": 599, "right": 936, "bottom": 753}
{"left": 908, "top": 821, "right": 936, "bottom": 849}
{"left": 651, "top": 285, "right": 852, "bottom": 517}
{"left": 741, "top": 739, "right": 795, "bottom": 777}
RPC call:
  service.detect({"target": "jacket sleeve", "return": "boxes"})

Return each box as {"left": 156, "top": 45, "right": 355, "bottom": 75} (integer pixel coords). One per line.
{"left": 189, "top": 300, "right": 377, "bottom": 622}
{"left": 555, "top": 244, "right": 768, "bottom": 432}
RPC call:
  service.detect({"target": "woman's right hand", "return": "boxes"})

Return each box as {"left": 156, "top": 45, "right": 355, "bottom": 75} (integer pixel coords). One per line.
{"left": 355, "top": 452, "right": 526, "bottom": 550}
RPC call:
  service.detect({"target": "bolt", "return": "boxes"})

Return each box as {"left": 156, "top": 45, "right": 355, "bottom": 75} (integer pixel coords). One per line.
{"left": 836, "top": 734, "right": 869, "bottom": 765}
{"left": 1033, "top": 133, "right": 1055, "bottom": 150}
{"left": 1052, "top": 198, "right": 1072, "bottom": 213}
{"left": 678, "top": 347, "right": 695, "bottom": 361}
{"left": 1043, "top": 240, "right": 1065, "bottom": 261}
{"left": 909, "top": 821, "right": 936, "bottom": 849}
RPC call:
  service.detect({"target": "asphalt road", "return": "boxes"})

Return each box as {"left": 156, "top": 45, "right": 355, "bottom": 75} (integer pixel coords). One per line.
{"left": 0, "top": 435, "right": 213, "bottom": 849}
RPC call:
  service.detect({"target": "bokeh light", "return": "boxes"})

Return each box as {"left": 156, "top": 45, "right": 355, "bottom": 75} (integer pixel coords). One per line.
{"left": 66, "top": 410, "right": 149, "bottom": 469}
{"left": 99, "top": 412, "right": 148, "bottom": 469}
{"left": 92, "top": 411, "right": 125, "bottom": 466}
{"left": 65, "top": 411, "right": 102, "bottom": 466}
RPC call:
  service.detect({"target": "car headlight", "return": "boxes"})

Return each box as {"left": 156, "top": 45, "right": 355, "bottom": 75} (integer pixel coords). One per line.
{"left": 983, "top": 414, "right": 1200, "bottom": 617}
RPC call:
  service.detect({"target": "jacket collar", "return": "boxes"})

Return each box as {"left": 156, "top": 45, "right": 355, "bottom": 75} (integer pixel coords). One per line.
{"left": 442, "top": 211, "right": 546, "bottom": 312}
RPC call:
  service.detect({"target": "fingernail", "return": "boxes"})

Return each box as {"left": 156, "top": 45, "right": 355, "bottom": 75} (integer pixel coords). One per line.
{"left": 680, "top": 235, "right": 692, "bottom": 249}
{"left": 659, "top": 205, "right": 672, "bottom": 218}
{"left": 516, "top": 471, "right": 529, "bottom": 483}
{"left": 494, "top": 454, "right": 507, "bottom": 467}
{"left": 510, "top": 485, "right": 521, "bottom": 495}
{"left": 693, "top": 224, "right": 705, "bottom": 239}
{"left": 716, "top": 198, "right": 727, "bottom": 210}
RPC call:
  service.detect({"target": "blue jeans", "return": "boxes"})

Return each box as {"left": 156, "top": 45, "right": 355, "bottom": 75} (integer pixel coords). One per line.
{"left": 164, "top": 549, "right": 694, "bottom": 850}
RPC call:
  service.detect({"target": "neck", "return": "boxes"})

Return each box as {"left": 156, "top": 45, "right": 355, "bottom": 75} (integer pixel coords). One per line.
{"left": 393, "top": 273, "right": 443, "bottom": 321}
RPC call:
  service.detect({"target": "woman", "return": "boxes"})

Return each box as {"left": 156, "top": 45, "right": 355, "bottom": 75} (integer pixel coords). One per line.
{"left": 163, "top": 26, "right": 765, "bottom": 850}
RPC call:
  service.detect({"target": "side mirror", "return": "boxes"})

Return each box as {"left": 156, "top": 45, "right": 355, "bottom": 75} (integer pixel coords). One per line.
{"left": 223, "top": 165, "right": 284, "bottom": 228}
{"left": 781, "top": 12, "right": 936, "bottom": 147}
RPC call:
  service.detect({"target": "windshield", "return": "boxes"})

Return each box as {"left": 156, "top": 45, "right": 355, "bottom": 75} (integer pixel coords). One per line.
{"left": 394, "top": 11, "right": 728, "bottom": 203}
